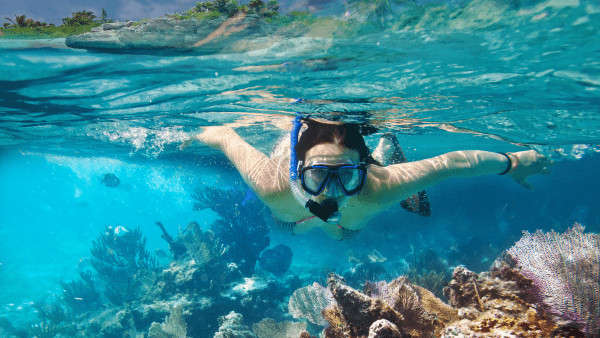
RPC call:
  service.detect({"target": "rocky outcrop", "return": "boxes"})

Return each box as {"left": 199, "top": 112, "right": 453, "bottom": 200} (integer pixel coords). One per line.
{"left": 317, "top": 274, "right": 457, "bottom": 337}
{"left": 65, "top": 14, "right": 286, "bottom": 52}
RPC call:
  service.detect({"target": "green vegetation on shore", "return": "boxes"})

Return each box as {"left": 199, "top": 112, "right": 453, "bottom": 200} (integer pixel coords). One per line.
{"left": 0, "top": 10, "right": 107, "bottom": 38}
{"left": 0, "top": 1, "right": 313, "bottom": 39}
{"left": 169, "top": 0, "right": 281, "bottom": 21}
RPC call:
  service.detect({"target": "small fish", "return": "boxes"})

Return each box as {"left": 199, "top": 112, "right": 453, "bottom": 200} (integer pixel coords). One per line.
{"left": 114, "top": 225, "right": 129, "bottom": 236}
{"left": 74, "top": 297, "right": 84, "bottom": 301}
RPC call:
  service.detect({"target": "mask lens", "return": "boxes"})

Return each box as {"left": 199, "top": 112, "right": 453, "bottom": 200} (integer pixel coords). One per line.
{"left": 337, "top": 166, "right": 363, "bottom": 193}
{"left": 303, "top": 167, "right": 329, "bottom": 194}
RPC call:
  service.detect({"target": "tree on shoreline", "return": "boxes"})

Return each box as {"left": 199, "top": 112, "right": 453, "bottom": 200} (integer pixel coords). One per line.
{"left": 189, "top": 0, "right": 279, "bottom": 18}
{"left": 3, "top": 15, "right": 50, "bottom": 28}
{"left": 62, "top": 11, "right": 96, "bottom": 26}
{"left": 1, "top": 10, "right": 105, "bottom": 37}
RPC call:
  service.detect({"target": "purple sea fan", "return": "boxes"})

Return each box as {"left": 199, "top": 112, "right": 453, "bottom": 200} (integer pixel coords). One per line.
{"left": 506, "top": 223, "right": 600, "bottom": 334}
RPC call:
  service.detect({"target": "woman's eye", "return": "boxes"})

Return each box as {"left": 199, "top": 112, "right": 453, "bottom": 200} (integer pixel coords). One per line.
{"left": 307, "top": 168, "right": 327, "bottom": 181}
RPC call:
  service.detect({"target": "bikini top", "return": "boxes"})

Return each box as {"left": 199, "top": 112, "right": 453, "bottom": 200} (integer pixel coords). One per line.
{"left": 273, "top": 215, "right": 359, "bottom": 240}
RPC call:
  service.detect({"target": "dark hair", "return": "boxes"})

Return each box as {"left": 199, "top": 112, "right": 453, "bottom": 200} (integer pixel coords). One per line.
{"left": 295, "top": 119, "right": 378, "bottom": 164}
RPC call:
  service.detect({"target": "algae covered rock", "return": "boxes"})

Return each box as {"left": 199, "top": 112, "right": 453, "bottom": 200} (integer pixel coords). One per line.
{"left": 368, "top": 319, "right": 402, "bottom": 338}
{"left": 65, "top": 14, "right": 274, "bottom": 52}
{"left": 312, "top": 274, "right": 456, "bottom": 337}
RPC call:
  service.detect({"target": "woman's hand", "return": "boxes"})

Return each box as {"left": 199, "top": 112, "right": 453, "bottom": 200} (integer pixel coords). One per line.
{"left": 179, "top": 126, "right": 234, "bottom": 150}
{"left": 508, "top": 150, "right": 552, "bottom": 189}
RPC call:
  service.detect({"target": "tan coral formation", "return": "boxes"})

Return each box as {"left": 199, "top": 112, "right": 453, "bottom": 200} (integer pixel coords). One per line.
{"left": 307, "top": 263, "right": 584, "bottom": 338}
{"left": 442, "top": 265, "right": 562, "bottom": 337}
{"left": 321, "top": 274, "right": 457, "bottom": 337}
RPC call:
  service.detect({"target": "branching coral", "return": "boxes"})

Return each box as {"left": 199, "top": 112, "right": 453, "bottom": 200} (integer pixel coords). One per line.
{"left": 30, "top": 299, "right": 75, "bottom": 338}
{"left": 179, "top": 221, "right": 226, "bottom": 266}
{"left": 505, "top": 223, "right": 600, "bottom": 334}
{"left": 60, "top": 270, "right": 101, "bottom": 314}
{"left": 90, "top": 225, "right": 158, "bottom": 305}
{"left": 148, "top": 304, "right": 188, "bottom": 338}
{"left": 192, "top": 187, "right": 270, "bottom": 275}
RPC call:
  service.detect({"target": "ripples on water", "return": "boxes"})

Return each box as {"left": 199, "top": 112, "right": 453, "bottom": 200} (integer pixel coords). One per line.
{"left": 0, "top": 0, "right": 599, "bottom": 160}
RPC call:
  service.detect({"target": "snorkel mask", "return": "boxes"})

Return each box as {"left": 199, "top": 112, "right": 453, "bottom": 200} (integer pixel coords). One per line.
{"left": 289, "top": 115, "right": 367, "bottom": 223}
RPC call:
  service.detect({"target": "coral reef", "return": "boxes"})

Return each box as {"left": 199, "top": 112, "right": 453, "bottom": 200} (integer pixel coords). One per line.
{"left": 13, "top": 186, "right": 309, "bottom": 337}
{"left": 214, "top": 311, "right": 256, "bottom": 338}
{"left": 90, "top": 225, "right": 158, "bottom": 305}
{"left": 155, "top": 221, "right": 186, "bottom": 260}
{"left": 288, "top": 282, "right": 333, "bottom": 326}
{"left": 251, "top": 317, "right": 307, "bottom": 338}
{"left": 320, "top": 274, "right": 457, "bottom": 337}
{"left": 505, "top": 223, "right": 600, "bottom": 334}
{"left": 180, "top": 221, "right": 227, "bottom": 268}
{"left": 441, "top": 264, "right": 575, "bottom": 337}
{"left": 147, "top": 304, "right": 188, "bottom": 338}
{"left": 342, "top": 249, "right": 388, "bottom": 289}
{"left": 405, "top": 248, "right": 451, "bottom": 299}
{"left": 60, "top": 270, "right": 101, "bottom": 314}
{"left": 288, "top": 254, "right": 590, "bottom": 337}
{"left": 30, "top": 300, "right": 74, "bottom": 337}
{"left": 192, "top": 187, "right": 270, "bottom": 275}
{"left": 13, "top": 181, "right": 598, "bottom": 338}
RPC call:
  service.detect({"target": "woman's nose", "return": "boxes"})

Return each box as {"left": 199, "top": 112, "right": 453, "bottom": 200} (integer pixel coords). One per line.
{"left": 323, "top": 178, "right": 343, "bottom": 197}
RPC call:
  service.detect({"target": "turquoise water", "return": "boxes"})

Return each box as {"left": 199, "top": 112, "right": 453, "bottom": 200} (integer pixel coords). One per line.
{"left": 1, "top": 0, "right": 599, "bottom": 335}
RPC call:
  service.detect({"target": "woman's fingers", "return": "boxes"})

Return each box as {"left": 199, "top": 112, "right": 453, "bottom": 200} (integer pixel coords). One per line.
{"left": 179, "top": 139, "right": 194, "bottom": 150}
{"left": 518, "top": 178, "right": 533, "bottom": 190}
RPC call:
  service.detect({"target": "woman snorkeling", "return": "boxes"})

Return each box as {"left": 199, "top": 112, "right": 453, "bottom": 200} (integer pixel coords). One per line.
{"left": 184, "top": 117, "right": 551, "bottom": 240}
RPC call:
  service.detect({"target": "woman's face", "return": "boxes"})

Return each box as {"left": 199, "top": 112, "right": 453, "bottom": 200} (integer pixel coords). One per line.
{"left": 304, "top": 143, "right": 360, "bottom": 202}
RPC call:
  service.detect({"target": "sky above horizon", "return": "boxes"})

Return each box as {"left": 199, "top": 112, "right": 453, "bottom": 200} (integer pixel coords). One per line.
{"left": 0, "top": 0, "right": 335, "bottom": 25}
{"left": 0, "top": 0, "right": 205, "bottom": 24}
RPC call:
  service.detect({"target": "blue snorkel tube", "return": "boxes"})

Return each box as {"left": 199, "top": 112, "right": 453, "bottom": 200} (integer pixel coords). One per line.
{"left": 289, "top": 114, "right": 341, "bottom": 223}
{"left": 289, "top": 115, "right": 309, "bottom": 206}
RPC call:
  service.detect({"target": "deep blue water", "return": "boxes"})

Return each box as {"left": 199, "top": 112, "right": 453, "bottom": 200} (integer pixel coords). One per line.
{"left": 1, "top": 0, "right": 599, "bottom": 334}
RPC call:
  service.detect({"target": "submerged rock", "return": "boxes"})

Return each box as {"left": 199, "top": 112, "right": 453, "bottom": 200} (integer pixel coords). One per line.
{"left": 368, "top": 319, "right": 402, "bottom": 338}
{"left": 101, "top": 173, "right": 120, "bottom": 187}
{"left": 320, "top": 274, "right": 456, "bottom": 337}
{"left": 258, "top": 244, "right": 293, "bottom": 276}
{"left": 65, "top": 15, "right": 281, "bottom": 52}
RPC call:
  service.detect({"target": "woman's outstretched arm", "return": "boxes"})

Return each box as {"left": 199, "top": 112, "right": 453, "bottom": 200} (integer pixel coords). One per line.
{"left": 183, "top": 126, "right": 289, "bottom": 199}
{"left": 363, "top": 150, "right": 550, "bottom": 206}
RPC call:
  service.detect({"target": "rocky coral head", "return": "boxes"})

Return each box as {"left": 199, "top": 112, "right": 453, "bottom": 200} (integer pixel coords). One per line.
{"left": 320, "top": 273, "right": 456, "bottom": 337}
